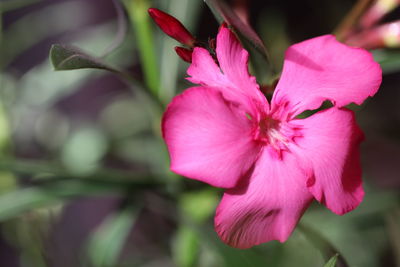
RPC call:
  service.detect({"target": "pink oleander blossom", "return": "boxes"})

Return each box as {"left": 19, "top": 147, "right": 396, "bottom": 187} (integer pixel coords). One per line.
{"left": 162, "top": 25, "right": 382, "bottom": 249}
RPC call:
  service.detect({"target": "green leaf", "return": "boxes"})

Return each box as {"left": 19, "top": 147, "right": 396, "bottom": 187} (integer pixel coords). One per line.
{"left": 180, "top": 189, "right": 219, "bottom": 223}
{"left": 204, "top": 0, "right": 268, "bottom": 59}
{"left": 298, "top": 223, "right": 349, "bottom": 267}
{"left": 198, "top": 224, "right": 270, "bottom": 267}
{"left": 373, "top": 49, "right": 400, "bottom": 74}
{"left": 0, "top": 179, "right": 149, "bottom": 221}
{"left": 50, "top": 44, "right": 118, "bottom": 72}
{"left": 0, "top": 158, "right": 157, "bottom": 184}
{"left": 0, "top": 0, "right": 41, "bottom": 13}
{"left": 86, "top": 206, "right": 139, "bottom": 267}
{"left": 386, "top": 210, "right": 400, "bottom": 267}
{"left": 0, "top": 94, "right": 12, "bottom": 153}
{"left": 0, "top": 171, "right": 16, "bottom": 194}
{"left": 0, "top": 177, "right": 159, "bottom": 222}
{"left": 324, "top": 254, "right": 339, "bottom": 267}
{"left": 173, "top": 226, "right": 199, "bottom": 267}
{"left": 0, "top": 186, "right": 57, "bottom": 221}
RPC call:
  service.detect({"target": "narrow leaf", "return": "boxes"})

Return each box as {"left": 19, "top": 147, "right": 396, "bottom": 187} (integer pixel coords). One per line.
{"left": 386, "top": 210, "right": 400, "bottom": 267}
{"left": 0, "top": 186, "right": 57, "bottom": 221}
{"left": 324, "top": 254, "right": 339, "bottom": 267}
{"left": 0, "top": 0, "right": 41, "bottom": 13}
{"left": 204, "top": 0, "right": 268, "bottom": 59}
{"left": 101, "top": 0, "right": 128, "bottom": 56}
{"left": 173, "top": 226, "right": 199, "bottom": 267}
{"left": 0, "top": 158, "right": 157, "bottom": 184}
{"left": 373, "top": 49, "right": 400, "bottom": 74}
{"left": 299, "top": 223, "right": 349, "bottom": 267}
{"left": 0, "top": 180, "right": 141, "bottom": 221}
{"left": 50, "top": 44, "right": 118, "bottom": 72}
{"left": 199, "top": 224, "right": 270, "bottom": 267}
{"left": 86, "top": 206, "right": 139, "bottom": 267}
{"left": 0, "top": 179, "right": 155, "bottom": 222}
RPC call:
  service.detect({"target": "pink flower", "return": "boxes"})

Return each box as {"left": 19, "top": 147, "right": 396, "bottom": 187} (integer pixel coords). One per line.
{"left": 162, "top": 25, "right": 382, "bottom": 248}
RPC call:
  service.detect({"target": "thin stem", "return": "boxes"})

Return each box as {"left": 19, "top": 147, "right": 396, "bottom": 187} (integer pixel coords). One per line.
{"left": 0, "top": 9, "right": 13, "bottom": 155}
{"left": 159, "top": 0, "right": 201, "bottom": 104}
{"left": 298, "top": 222, "right": 349, "bottom": 267}
{"left": 124, "top": 0, "right": 161, "bottom": 98}
{"left": 334, "top": 0, "right": 375, "bottom": 41}
{"left": 0, "top": 8, "right": 3, "bottom": 44}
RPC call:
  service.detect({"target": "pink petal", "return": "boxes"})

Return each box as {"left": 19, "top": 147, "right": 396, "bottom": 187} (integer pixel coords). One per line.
{"left": 187, "top": 47, "right": 227, "bottom": 88}
{"left": 215, "top": 25, "right": 266, "bottom": 105}
{"left": 291, "top": 108, "right": 364, "bottom": 215}
{"left": 187, "top": 25, "right": 267, "bottom": 114}
{"left": 215, "top": 149, "right": 313, "bottom": 248}
{"left": 272, "top": 35, "right": 382, "bottom": 117}
{"left": 162, "top": 86, "right": 261, "bottom": 188}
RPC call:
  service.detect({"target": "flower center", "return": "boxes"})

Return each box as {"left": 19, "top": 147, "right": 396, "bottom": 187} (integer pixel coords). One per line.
{"left": 255, "top": 117, "right": 286, "bottom": 146}
{"left": 253, "top": 114, "right": 302, "bottom": 158}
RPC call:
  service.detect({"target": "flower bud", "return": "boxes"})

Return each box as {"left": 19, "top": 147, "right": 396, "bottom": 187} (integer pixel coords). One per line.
{"left": 381, "top": 21, "right": 400, "bottom": 47}
{"left": 360, "top": 0, "right": 400, "bottom": 28}
{"left": 208, "top": 38, "right": 216, "bottom": 51}
{"left": 175, "top": 46, "right": 193, "bottom": 63}
{"left": 148, "top": 8, "right": 195, "bottom": 47}
{"left": 346, "top": 21, "right": 400, "bottom": 49}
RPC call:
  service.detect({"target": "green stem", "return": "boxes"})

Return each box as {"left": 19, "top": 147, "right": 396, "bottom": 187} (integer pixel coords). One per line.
{"left": 0, "top": 9, "right": 13, "bottom": 155}
{"left": 334, "top": 0, "right": 374, "bottom": 41}
{"left": 124, "top": 0, "right": 160, "bottom": 98}
{"left": 298, "top": 222, "right": 349, "bottom": 267}
{"left": 117, "top": 69, "right": 164, "bottom": 112}
{"left": 0, "top": 9, "right": 3, "bottom": 44}
{"left": 159, "top": 0, "right": 202, "bottom": 104}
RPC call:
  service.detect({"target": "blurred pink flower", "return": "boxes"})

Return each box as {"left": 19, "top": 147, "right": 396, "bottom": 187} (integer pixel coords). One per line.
{"left": 360, "top": 0, "right": 400, "bottom": 28}
{"left": 162, "top": 25, "right": 382, "bottom": 248}
{"left": 346, "top": 21, "right": 400, "bottom": 49}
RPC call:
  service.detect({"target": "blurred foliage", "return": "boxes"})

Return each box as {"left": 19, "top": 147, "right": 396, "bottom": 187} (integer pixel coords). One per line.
{"left": 86, "top": 205, "right": 140, "bottom": 267}
{"left": 323, "top": 254, "right": 339, "bottom": 267}
{"left": 0, "top": 0, "right": 399, "bottom": 267}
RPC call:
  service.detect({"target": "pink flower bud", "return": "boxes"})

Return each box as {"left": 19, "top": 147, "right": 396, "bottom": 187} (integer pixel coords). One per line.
{"left": 381, "top": 21, "right": 400, "bottom": 47}
{"left": 346, "top": 21, "right": 400, "bottom": 49}
{"left": 360, "top": 0, "right": 400, "bottom": 28}
{"left": 345, "top": 29, "right": 383, "bottom": 49}
{"left": 175, "top": 46, "right": 193, "bottom": 63}
{"left": 148, "top": 8, "right": 195, "bottom": 47}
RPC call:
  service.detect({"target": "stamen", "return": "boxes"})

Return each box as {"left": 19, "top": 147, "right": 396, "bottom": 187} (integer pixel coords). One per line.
{"left": 253, "top": 113, "right": 302, "bottom": 158}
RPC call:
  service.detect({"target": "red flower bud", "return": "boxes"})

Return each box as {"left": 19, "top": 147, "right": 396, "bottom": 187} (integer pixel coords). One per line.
{"left": 208, "top": 38, "right": 216, "bottom": 51}
{"left": 175, "top": 46, "right": 193, "bottom": 63}
{"left": 148, "top": 8, "right": 195, "bottom": 47}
